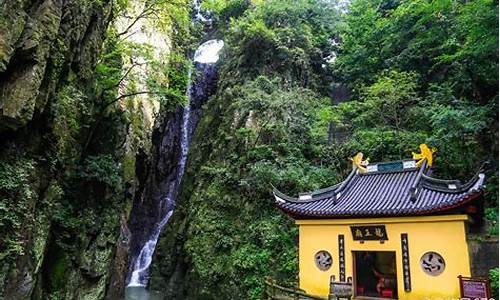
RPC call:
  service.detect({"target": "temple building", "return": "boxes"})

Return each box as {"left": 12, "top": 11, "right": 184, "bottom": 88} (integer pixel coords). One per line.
{"left": 273, "top": 145, "right": 486, "bottom": 300}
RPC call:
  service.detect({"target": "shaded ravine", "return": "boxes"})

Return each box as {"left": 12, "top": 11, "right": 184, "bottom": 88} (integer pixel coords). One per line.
{"left": 126, "top": 40, "right": 223, "bottom": 291}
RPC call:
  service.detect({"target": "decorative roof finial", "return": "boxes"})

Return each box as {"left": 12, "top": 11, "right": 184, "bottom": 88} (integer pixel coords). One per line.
{"left": 350, "top": 152, "right": 370, "bottom": 173}
{"left": 412, "top": 144, "right": 436, "bottom": 167}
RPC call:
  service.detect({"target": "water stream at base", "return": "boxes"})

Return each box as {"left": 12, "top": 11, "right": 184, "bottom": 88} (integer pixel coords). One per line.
{"left": 125, "top": 39, "right": 223, "bottom": 290}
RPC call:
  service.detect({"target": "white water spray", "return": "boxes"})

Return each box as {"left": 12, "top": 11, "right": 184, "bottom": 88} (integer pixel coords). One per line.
{"left": 194, "top": 40, "right": 224, "bottom": 64}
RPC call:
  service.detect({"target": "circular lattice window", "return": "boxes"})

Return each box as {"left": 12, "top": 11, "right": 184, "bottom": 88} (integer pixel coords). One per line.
{"left": 420, "top": 252, "right": 445, "bottom": 276}
{"left": 314, "top": 250, "right": 332, "bottom": 271}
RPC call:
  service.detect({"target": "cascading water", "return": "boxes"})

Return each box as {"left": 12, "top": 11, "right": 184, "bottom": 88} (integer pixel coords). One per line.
{"left": 126, "top": 39, "right": 224, "bottom": 289}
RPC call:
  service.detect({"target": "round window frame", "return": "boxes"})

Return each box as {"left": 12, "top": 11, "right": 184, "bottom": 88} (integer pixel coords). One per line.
{"left": 314, "top": 250, "right": 333, "bottom": 271}
{"left": 420, "top": 251, "right": 446, "bottom": 276}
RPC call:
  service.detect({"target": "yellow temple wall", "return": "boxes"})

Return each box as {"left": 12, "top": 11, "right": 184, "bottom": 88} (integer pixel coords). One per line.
{"left": 297, "top": 215, "right": 471, "bottom": 300}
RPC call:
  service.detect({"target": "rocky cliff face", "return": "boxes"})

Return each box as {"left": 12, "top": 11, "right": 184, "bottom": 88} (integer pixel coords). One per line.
{"left": 128, "top": 60, "right": 219, "bottom": 287}
{"left": 0, "top": 0, "right": 111, "bottom": 130}
{"left": 0, "top": 0, "right": 161, "bottom": 298}
{"left": 147, "top": 63, "right": 239, "bottom": 299}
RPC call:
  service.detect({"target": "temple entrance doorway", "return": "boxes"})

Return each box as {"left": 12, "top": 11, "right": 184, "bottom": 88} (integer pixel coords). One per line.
{"left": 353, "top": 251, "right": 398, "bottom": 299}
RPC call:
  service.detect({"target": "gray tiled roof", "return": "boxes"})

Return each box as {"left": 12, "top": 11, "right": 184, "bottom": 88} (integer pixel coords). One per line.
{"left": 273, "top": 163, "right": 485, "bottom": 219}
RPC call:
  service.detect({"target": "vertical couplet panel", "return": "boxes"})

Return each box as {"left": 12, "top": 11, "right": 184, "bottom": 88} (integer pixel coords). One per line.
{"left": 339, "top": 234, "right": 346, "bottom": 282}
{"left": 401, "top": 233, "right": 412, "bottom": 292}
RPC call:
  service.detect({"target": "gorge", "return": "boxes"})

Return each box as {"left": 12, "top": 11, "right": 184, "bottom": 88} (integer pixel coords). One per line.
{"left": 0, "top": 0, "right": 498, "bottom": 299}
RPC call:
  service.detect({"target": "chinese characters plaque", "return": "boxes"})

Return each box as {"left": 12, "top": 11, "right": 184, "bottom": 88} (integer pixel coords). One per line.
{"left": 350, "top": 225, "right": 388, "bottom": 241}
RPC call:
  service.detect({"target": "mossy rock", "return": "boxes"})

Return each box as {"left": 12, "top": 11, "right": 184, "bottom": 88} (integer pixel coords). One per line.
{"left": 46, "top": 251, "right": 70, "bottom": 292}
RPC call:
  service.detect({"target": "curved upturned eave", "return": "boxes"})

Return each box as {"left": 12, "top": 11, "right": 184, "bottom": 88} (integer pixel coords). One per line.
{"left": 273, "top": 183, "right": 345, "bottom": 204}
{"left": 273, "top": 188, "right": 301, "bottom": 203}
{"left": 422, "top": 172, "right": 486, "bottom": 193}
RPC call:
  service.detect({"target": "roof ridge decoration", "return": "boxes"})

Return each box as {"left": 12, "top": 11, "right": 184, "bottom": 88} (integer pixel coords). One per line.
{"left": 412, "top": 144, "right": 436, "bottom": 167}
{"left": 350, "top": 152, "right": 370, "bottom": 173}
{"left": 333, "top": 168, "right": 357, "bottom": 203}
{"left": 273, "top": 144, "right": 486, "bottom": 219}
{"left": 409, "top": 159, "right": 428, "bottom": 202}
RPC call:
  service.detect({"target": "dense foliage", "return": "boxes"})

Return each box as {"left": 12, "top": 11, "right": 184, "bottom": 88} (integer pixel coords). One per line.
{"left": 0, "top": 159, "right": 36, "bottom": 260}
{"left": 491, "top": 267, "right": 499, "bottom": 299}
{"left": 332, "top": 0, "right": 498, "bottom": 227}
{"left": 333, "top": 0, "right": 497, "bottom": 167}
{"left": 160, "top": 0, "right": 345, "bottom": 298}
{"left": 157, "top": 0, "right": 498, "bottom": 298}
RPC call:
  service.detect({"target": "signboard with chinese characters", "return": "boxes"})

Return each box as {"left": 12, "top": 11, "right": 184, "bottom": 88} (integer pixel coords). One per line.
{"left": 458, "top": 276, "right": 491, "bottom": 299}
{"left": 329, "top": 275, "right": 352, "bottom": 299}
{"left": 401, "top": 233, "right": 412, "bottom": 292}
{"left": 338, "top": 235, "right": 345, "bottom": 282}
{"left": 350, "top": 225, "right": 388, "bottom": 241}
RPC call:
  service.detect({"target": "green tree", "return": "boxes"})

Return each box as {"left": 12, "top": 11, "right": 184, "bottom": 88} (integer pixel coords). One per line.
{"left": 334, "top": 0, "right": 497, "bottom": 171}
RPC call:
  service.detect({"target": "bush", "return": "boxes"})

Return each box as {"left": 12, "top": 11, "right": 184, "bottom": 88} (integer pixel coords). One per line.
{"left": 0, "top": 159, "right": 36, "bottom": 261}
{"left": 490, "top": 268, "right": 499, "bottom": 300}
{"left": 77, "top": 154, "right": 122, "bottom": 189}
{"left": 52, "top": 86, "right": 90, "bottom": 164}
{"left": 485, "top": 208, "right": 499, "bottom": 236}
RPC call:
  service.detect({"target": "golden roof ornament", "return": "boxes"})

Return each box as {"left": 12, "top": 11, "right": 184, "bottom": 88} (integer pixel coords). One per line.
{"left": 412, "top": 144, "right": 436, "bottom": 167}
{"left": 350, "top": 152, "right": 370, "bottom": 173}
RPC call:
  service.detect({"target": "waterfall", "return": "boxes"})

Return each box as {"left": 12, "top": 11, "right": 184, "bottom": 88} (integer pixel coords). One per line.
{"left": 126, "top": 39, "right": 223, "bottom": 288}
{"left": 194, "top": 40, "right": 224, "bottom": 63}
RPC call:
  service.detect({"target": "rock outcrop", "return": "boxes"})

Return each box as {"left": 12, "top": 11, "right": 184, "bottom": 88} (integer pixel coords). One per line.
{"left": 0, "top": 0, "right": 161, "bottom": 298}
